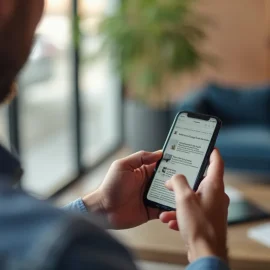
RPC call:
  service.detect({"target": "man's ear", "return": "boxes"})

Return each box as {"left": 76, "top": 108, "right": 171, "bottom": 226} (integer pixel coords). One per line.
{"left": 0, "top": 0, "right": 15, "bottom": 27}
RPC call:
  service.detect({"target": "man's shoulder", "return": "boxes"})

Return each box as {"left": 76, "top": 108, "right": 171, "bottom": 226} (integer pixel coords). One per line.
{"left": 0, "top": 185, "right": 132, "bottom": 270}
{"left": 0, "top": 185, "right": 68, "bottom": 267}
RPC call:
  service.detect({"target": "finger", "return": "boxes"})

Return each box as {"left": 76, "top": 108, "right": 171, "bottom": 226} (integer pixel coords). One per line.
{"left": 168, "top": 220, "right": 179, "bottom": 231}
{"left": 120, "top": 150, "right": 162, "bottom": 169}
{"left": 166, "top": 175, "right": 192, "bottom": 198}
{"left": 165, "top": 180, "right": 173, "bottom": 191}
{"left": 145, "top": 163, "right": 157, "bottom": 180}
{"left": 159, "top": 211, "right": 177, "bottom": 223}
{"left": 225, "top": 193, "right": 230, "bottom": 207}
{"left": 204, "top": 148, "right": 224, "bottom": 186}
{"left": 170, "top": 175, "right": 195, "bottom": 210}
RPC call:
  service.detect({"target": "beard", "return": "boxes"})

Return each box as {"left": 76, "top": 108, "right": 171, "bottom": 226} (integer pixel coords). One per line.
{"left": 0, "top": 0, "right": 44, "bottom": 105}
{"left": 0, "top": 76, "right": 17, "bottom": 104}
{"left": 0, "top": 52, "right": 20, "bottom": 104}
{"left": 0, "top": 46, "right": 25, "bottom": 105}
{"left": 0, "top": 16, "right": 35, "bottom": 105}
{"left": 0, "top": 39, "right": 32, "bottom": 105}
{"left": 1, "top": 81, "right": 17, "bottom": 104}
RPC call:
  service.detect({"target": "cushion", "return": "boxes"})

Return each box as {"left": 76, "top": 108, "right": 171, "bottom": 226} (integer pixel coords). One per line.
{"left": 217, "top": 126, "right": 270, "bottom": 172}
{"left": 205, "top": 83, "right": 270, "bottom": 126}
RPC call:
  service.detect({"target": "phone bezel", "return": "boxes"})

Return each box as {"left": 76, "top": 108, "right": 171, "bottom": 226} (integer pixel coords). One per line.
{"left": 143, "top": 111, "right": 222, "bottom": 211}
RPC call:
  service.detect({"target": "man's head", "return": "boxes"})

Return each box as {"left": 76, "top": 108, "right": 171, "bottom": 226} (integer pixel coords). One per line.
{"left": 0, "top": 0, "right": 44, "bottom": 103}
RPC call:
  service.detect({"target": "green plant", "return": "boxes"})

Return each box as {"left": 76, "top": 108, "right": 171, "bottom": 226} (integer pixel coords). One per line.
{"left": 97, "top": 0, "right": 206, "bottom": 107}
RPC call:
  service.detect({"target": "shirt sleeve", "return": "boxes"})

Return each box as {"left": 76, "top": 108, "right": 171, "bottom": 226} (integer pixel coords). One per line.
{"left": 63, "top": 199, "right": 88, "bottom": 214}
{"left": 186, "top": 257, "right": 230, "bottom": 270}
{"left": 63, "top": 199, "right": 111, "bottom": 228}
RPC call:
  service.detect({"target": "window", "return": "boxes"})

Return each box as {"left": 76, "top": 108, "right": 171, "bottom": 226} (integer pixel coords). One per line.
{"left": 19, "top": 0, "right": 76, "bottom": 197}
{"left": 0, "top": 108, "right": 9, "bottom": 149}
{"left": 80, "top": 0, "right": 122, "bottom": 166}
{"left": 5, "top": 0, "right": 124, "bottom": 198}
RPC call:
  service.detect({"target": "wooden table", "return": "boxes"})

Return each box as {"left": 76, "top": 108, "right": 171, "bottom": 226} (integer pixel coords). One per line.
{"left": 113, "top": 175, "right": 270, "bottom": 270}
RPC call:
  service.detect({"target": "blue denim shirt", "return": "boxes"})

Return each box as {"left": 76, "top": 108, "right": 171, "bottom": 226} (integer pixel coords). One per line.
{"left": 0, "top": 145, "right": 230, "bottom": 270}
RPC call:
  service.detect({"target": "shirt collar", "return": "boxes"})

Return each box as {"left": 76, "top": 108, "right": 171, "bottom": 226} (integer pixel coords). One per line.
{"left": 0, "top": 145, "right": 22, "bottom": 184}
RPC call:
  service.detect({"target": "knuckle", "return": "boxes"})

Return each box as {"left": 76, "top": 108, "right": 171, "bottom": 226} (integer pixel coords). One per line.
{"left": 138, "top": 150, "right": 147, "bottom": 156}
{"left": 172, "top": 174, "right": 185, "bottom": 182}
{"left": 211, "top": 182, "right": 220, "bottom": 191}
{"left": 178, "top": 190, "right": 194, "bottom": 203}
{"left": 211, "top": 180, "right": 224, "bottom": 192}
{"left": 111, "top": 159, "right": 122, "bottom": 168}
{"left": 225, "top": 194, "right": 230, "bottom": 205}
{"left": 184, "top": 191, "right": 194, "bottom": 201}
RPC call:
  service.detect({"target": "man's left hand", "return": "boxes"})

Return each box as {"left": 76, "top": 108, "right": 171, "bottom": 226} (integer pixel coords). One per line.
{"left": 82, "top": 151, "right": 162, "bottom": 229}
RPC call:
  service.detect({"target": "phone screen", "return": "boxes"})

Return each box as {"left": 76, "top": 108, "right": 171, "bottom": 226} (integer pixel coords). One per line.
{"left": 146, "top": 112, "right": 218, "bottom": 209}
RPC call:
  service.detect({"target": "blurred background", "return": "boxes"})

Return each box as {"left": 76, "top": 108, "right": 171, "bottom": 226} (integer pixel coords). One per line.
{"left": 1, "top": 0, "right": 122, "bottom": 197}
{"left": 0, "top": 0, "right": 270, "bottom": 198}
{"left": 3, "top": 0, "right": 268, "bottom": 197}
{"left": 0, "top": 0, "right": 270, "bottom": 269}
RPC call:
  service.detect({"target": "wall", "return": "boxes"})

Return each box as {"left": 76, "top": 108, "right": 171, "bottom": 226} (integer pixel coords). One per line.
{"left": 45, "top": 0, "right": 270, "bottom": 100}
{"left": 169, "top": 0, "right": 270, "bottom": 100}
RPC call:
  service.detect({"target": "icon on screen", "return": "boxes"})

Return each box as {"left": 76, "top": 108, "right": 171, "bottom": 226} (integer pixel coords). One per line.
{"left": 168, "top": 139, "right": 178, "bottom": 151}
{"left": 163, "top": 153, "right": 173, "bottom": 163}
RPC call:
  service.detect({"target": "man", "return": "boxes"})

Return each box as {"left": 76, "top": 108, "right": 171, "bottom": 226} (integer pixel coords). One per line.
{"left": 0, "top": 1, "right": 230, "bottom": 269}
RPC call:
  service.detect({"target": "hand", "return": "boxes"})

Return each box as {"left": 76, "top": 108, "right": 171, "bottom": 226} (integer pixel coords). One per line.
{"left": 83, "top": 150, "right": 162, "bottom": 230}
{"left": 160, "top": 149, "right": 229, "bottom": 262}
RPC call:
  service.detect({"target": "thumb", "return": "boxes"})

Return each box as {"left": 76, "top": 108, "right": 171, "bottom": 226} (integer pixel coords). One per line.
{"left": 166, "top": 174, "right": 193, "bottom": 203}
{"left": 119, "top": 150, "right": 162, "bottom": 169}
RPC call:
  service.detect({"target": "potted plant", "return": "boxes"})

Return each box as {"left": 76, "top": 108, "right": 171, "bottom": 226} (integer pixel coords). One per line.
{"left": 97, "top": 0, "right": 206, "bottom": 151}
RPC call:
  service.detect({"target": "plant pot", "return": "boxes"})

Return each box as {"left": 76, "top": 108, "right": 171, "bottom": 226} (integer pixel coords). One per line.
{"left": 124, "top": 100, "right": 173, "bottom": 152}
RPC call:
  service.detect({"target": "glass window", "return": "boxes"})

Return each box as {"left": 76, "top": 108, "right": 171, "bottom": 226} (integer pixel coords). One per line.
{"left": 19, "top": 0, "right": 77, "bottom": 198}
{"left": 80, "top": 0, "right": 122, "bottom": 166}
{"left": 0, "top": 108, "right": 9, "bottom": 149}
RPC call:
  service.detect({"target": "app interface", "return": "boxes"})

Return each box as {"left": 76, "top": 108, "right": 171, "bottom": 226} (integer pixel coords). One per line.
{"left": 147, "top": 113, "right": 217, "bottom": 208}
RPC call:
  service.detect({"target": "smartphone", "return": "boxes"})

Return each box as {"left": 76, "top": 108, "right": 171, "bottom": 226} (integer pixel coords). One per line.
{"left": 144, "top": 111, "right": 222, "bottom": 211}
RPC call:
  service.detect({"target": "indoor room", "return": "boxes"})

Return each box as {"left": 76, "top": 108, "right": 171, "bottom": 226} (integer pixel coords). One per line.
{"left": 1, "top": 0, "right": 270, "bottom": 269}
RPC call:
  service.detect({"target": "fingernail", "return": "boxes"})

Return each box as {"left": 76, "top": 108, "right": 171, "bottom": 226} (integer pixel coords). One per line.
{"left": 165, "top": 180, "right": 170, "bottom": 186}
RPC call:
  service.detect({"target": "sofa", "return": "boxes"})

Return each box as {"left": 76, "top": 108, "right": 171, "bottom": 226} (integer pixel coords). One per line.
{"left": 174, "top": 83, "right": 270, "bottom": 174}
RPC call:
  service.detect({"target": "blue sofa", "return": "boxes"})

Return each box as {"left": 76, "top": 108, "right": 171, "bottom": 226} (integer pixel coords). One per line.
{"left": 174, "top": 83, "right": 270, "bottom": 174}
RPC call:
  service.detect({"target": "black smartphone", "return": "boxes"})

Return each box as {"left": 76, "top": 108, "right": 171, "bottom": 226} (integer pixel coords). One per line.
{"left": 144, "top": 111, "right": 222, "bottom": 211}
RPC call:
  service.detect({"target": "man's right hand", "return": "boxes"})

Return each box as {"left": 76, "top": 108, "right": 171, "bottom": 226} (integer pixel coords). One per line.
{"left": 160, "top": 149, "right": 230, "bottom": 263}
